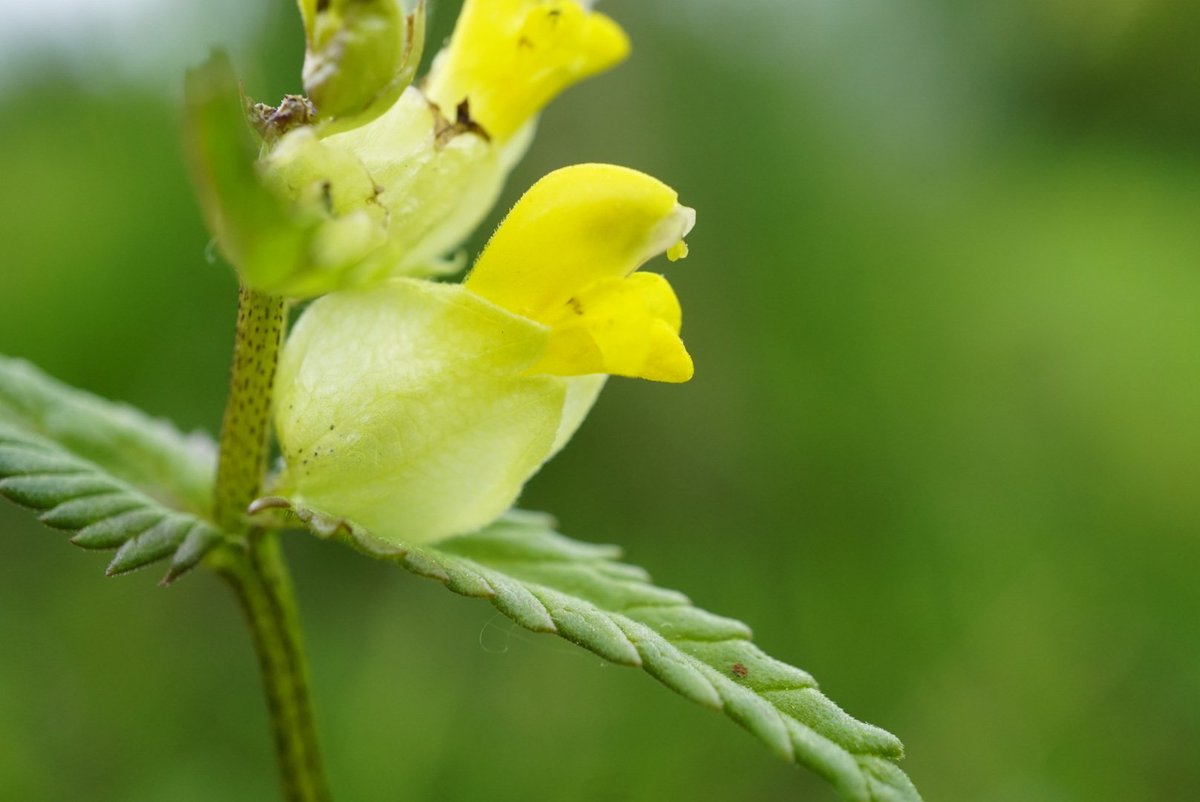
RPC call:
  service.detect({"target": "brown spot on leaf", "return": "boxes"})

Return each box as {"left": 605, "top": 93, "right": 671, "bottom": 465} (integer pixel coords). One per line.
{"left": 731, "top": 663, "right": 749, "bottom": 678}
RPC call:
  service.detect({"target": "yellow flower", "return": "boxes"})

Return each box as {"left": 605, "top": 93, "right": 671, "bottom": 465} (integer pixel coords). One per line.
{"left": 186, "top": 0, "right": 631, "bottom": 298}
{"left": 466, "top": 163, "right": 694, "bottom": 382}
{"left": 273, "top": 165, "right": 694, "bottom": 544}
{"left": 423, "top": 0, "right": 630, "bottom": 142}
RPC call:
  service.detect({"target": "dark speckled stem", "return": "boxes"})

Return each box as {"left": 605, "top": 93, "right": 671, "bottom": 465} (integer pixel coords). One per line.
{"left": 214, "top": 284, "right": 286, "bottom": 532}
{"left": 210, "top": 284, "right": 330, "bottom": 802}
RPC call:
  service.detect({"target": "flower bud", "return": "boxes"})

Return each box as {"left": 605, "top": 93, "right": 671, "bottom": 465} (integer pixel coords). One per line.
{"left": 300, "top": 0, "right": 426, "bottom": 134}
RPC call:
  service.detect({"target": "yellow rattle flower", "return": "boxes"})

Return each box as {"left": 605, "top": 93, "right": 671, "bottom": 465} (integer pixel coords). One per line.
{"left": 273, "top": 164, "right": 694, "bottom": 544}
{"left": 466, "top": 163, "right": 694, "bottom": 382}
{"left": 186, "top": 0, "right": 631, "bottom": 298}
{"left": 279, "top": 0, "right": 632, "bottom": 278}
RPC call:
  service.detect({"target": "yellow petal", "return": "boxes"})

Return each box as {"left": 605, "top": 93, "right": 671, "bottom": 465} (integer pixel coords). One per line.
{"left": 465, "top": 163, "right": 695, "bottom": 383}
{"left": 534, "top": 273, "right": 694, "bottom": 382}
{"left": 465, "top": 163, "right": 694, "bottom": 323}
{"left": 423, "top": 0, "right": 629, "bottom": 141}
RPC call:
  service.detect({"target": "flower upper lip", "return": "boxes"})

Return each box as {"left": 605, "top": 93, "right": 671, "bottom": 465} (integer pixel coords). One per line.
{"left": 463, "top": 164, "right": 695, "bottom": 383}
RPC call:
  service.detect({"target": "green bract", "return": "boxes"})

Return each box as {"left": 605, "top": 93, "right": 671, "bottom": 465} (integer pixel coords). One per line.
{"left": 183, "top": 54, "right": 318, "bottom": 296}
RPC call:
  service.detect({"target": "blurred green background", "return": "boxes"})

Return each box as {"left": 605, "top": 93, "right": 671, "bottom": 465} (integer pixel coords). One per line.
{"left": 2, "top": 1, "right": 1199, "bottom": 800}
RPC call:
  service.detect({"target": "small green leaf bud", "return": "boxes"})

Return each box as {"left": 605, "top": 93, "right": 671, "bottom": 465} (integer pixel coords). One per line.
{"left": 302, "top": 0, "right": 427, "bottom": 135}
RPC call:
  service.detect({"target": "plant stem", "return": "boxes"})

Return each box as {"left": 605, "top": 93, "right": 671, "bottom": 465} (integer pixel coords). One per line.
{"left": 211, "top": 285, "right": 331, "bottom": 802}
{"left": 211, "top": 533, "right": 330, "bottom": 802}
{"left": 215, "top": 285, "right": 286, "bottom": 532}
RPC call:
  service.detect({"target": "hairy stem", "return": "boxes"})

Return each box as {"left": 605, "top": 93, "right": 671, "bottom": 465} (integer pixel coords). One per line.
{"left": 215, "top": 285, "right": 286, "bottom": 532}
{"left": 211, "top": 285, "right": 331, "bottom": 802}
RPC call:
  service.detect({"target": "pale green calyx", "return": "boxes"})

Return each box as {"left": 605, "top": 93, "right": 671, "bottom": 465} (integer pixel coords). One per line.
{"left": 183, "top": 53, "right": 524, "bottom": 298}
{"left": 306, "top": 86, "right": 534, "bottom": 274}
{"left": 272, "top": 280, "right": 605, "bottom": 544}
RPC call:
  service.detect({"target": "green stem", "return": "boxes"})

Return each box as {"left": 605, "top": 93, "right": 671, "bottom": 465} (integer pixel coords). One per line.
{"left": 211, "top": 533, "right": 330, "bottom": 802}
{"left": 211, "top": 285, "right": 331, "bottom": 802}
{"left": 215, "top": 285, "right": 286, "bottom": 532}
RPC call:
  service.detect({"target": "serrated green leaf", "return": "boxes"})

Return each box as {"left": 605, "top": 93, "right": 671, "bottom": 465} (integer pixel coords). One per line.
{"left": 0, "top": 472, "right": 118, "bottom": 508}
{"left": 0, "top": 356, "right": 216, "bottom": 513}
{"left": 0, "top": 357, "right": 228, "bottom": 583}
{"left": 0, "top": 442, "right": 91, "bottom": 476}
{"left": 39, "top": 491, "right": 145, "bottom": 530}
{"left": 72, "top": 508, "right": 165, "bottom": 549}
{"left": 283, "top": 507, "right": 921, "bottom": 802}
{"left": 163, "top": 524, "right": 226, "bottom": 584}
{"left": 106, "top": 516, "right": 193, "bottom": 576}
{"left": 0, "top": 423, "right": 225, "bottom": 583}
